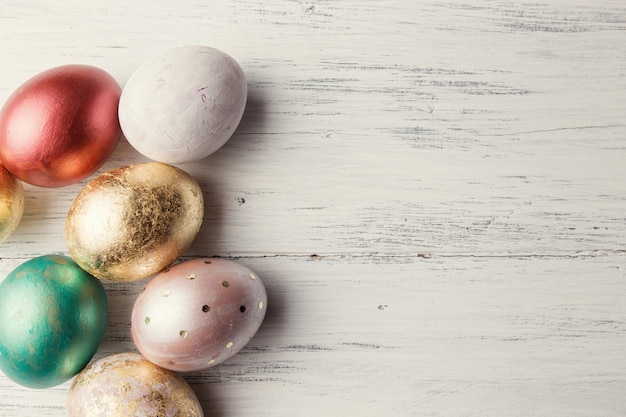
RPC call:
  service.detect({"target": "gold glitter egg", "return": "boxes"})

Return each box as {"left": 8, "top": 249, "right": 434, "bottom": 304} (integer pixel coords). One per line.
{"left": 0, "top": 164, "right": 25, "bottom": 242}
{"left": 67, "top": 352, "right": 204, "bottom": 417}
{"left": 65, "top": 162, "right": 204, "bottom": 282}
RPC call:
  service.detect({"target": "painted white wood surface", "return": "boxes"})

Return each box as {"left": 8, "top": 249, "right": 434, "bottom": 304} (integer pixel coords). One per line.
{"left": 1, "top": 0, "right": 626, "bottom": 416}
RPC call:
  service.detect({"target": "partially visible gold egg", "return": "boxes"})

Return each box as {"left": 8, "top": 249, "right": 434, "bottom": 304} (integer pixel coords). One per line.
{"left": 67, "top": 352, "right": 204, "bottom": 417}
{"left": 0, "top": 164, "right": 25, "bottom": 242}
{"left": 65, "top": 162, "right": 204, "bottom": 282}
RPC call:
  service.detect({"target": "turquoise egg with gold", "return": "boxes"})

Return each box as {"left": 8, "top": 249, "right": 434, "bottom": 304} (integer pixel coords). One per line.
{"left": 0, "top": 254, "right": 107, "bottom": 388}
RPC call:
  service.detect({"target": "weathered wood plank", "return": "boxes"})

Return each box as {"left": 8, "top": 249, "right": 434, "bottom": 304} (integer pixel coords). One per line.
{"left": 0, "top": 1, "right": 625, "bottom": 416}
{"left": 2, "top": 254, "right": 626, "bottom": 416}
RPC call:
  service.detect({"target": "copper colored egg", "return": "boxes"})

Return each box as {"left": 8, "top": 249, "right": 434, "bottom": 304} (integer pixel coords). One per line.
{"left": 0, "top": 64, "right": 121, "bottom": 187}
{"left": 65, "top": 162, "right": 204, "bottom": 282}
{"left": 0, "top": 165, "right": 24, "bottom": 242}
{"left": 131, "top": 258, "right": 267, "bottom": 372}
{"left": 67, "top": 352, "right": 203, "bottom": 417}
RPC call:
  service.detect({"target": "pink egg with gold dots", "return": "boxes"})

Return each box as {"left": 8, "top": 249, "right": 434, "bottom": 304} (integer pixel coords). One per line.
{"left": 131, "top": 258, "right": 267, "bottom": 372}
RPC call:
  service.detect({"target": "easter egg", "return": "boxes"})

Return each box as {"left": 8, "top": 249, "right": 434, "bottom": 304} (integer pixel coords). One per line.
{"left": 0, "top": 64, "right": 121, "bottom": 187}
{"left": 0, "top": 165, "right": 25, "bottom": 242}
{"left": 118, "top": 45, "right": 247, "bottom": 163}
{"left": 131, "top": 258, "right": 267, "bottom": 372}
{"left": 67, "top": 352, "right": 204, "bottom": 417}
{"left": 65, "top": 162, "right": 204, "bottom": 282}
{"left": 0, "top": 255, "right": 107, "bottom": 388}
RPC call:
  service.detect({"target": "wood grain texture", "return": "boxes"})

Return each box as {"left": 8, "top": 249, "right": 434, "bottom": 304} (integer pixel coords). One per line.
{"left": 1, "top": 0, "right": 625, "bottom": 416}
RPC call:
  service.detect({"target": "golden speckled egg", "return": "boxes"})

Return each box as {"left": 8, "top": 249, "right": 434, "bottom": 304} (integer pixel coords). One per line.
{"left": 0, "top": 165, "right": 24, "bottom": 242}
{"left": 65, "top": 162, "right": 204, "bottom": 282}
{"left": 67, "top": 352, "right": 203, "bottom": 417}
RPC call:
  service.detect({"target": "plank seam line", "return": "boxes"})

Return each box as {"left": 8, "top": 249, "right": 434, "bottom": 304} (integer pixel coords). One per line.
{"left": 189, "top": 250, "right": 626, "bottom": 260}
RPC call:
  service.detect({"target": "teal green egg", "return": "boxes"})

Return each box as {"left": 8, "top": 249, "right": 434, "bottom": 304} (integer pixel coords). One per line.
{"left": 0, "top": 254, "right": 107, "bottom": 388}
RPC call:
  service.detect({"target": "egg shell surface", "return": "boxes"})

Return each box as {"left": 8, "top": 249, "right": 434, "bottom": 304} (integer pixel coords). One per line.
{"left": 0, "top": 255, "right": 107, "bottom": 388}
{"left": 131, "top": 258, "right": 267, "bottom": 372}
{"left": 67, "top": 352, "right": 203, "bottom": 417}
{"left": 118, "top": 45, "right": 247, "bottom": 163}
{"left": 0, "top": 64, "right": 121, "bottom": 187}
{"left": 65, "top": 162, "right": 204, "bottom": 282}
{"left": 0, "top": 165, "right": 25, "bottom": 242}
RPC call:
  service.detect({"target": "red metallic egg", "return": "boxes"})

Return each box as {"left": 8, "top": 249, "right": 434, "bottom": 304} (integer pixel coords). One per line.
{"left": 0, "top": 65, "right": 122, "bottom": 187}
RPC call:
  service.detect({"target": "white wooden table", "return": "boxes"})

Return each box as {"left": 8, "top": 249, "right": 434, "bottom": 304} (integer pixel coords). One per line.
{"left": 1, "top": 1, "right": 626, "bottom": 416}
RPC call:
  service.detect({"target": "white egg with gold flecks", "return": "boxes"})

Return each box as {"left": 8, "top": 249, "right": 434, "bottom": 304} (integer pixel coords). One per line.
{"left": 67, "top": 352, "right": 203, "bottom": 417}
